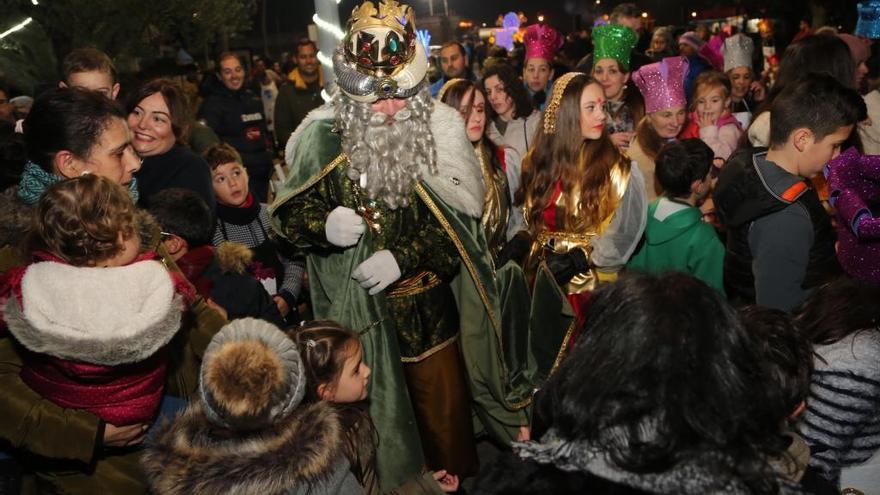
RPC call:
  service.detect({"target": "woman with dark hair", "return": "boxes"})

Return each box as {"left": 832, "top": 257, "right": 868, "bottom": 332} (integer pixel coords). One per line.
{"left": 748, "top": 34, "right": 856, "bottom": 147}
{"left": 439, "top": 79, "right": 520, "bottom": 256}
{"left": 0, "top": 87, "right": 142, "bottom": 266}
{"left": 0, "top": 87, "right": 226, "bottom": 494}
{"left": 483, "top": 62, "right": 540, "bottom": 198}
{"left": 591, "top": 24, "right": 645, "bottom": 151}
{"left": 476, "top": 272, "right": 795, "bottom": 495}
{"left": 515, "top": 72, "right": 646, "bottom": 331}
{"left": 794, "top": 277, "right": 880, "bottom": 491}
{"left": 127, "top": 78, "right": 215, "bottom": 208}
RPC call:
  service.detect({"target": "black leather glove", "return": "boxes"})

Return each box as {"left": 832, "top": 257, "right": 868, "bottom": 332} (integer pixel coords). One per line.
{"left": 545, "top": 249, "right": 590, "bottom": 286}
{"left": 496, "top": 231, "right": 531, "bottom": 267}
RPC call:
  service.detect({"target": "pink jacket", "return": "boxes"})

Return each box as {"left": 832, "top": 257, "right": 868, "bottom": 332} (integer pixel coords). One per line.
{"left": 679, "top": 112, "right": 744, "bottom": 161}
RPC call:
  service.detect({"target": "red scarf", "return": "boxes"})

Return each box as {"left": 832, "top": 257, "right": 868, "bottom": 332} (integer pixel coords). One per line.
{"left": 176, "top": 245, "right": 217, "bottom": 298}
{"left": 2, "top": 252, "right": 175, "bottom": 426}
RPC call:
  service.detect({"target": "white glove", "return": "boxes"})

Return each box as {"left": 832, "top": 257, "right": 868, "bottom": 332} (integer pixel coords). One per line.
{"left": 325, "top": 206, "right": 365, "bottom": 247}
{"left": 352, "top": 250, "right": 402, "bottom": 295}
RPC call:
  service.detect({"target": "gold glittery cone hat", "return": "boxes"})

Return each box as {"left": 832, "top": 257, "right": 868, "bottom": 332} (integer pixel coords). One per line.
{"left": 334, "top": 0, "right": 428, "bottom": 102}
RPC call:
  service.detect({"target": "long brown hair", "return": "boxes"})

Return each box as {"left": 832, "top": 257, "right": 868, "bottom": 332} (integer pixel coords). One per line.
{"left": 516, "top": 74, "right": 626, "bottom": 233}
{"left": 440, "top": 79, "right": 485, "bottom": 139}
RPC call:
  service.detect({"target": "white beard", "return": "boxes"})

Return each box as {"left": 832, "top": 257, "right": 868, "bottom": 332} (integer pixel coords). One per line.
{"left": 285, "top": 93, "right": 485, "bottom": 218}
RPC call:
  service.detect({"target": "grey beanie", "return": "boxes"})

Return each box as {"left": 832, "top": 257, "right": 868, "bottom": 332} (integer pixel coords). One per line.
{"left": 199, "top": 318, "right": 306, "bottom": 430}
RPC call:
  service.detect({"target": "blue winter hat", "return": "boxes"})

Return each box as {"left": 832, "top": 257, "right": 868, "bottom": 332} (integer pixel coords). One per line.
{"left": 855, "top": 1, "right": 880, "bottom": 39}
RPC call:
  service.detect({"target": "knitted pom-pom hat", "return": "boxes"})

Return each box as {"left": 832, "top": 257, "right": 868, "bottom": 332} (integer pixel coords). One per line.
{"left": 199, "top": 318, "right": 306, "bottom": 431}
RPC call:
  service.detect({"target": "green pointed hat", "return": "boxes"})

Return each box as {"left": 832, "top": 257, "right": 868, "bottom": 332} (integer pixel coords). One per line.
{"left": 592, "top": 24, "right": 639, "bottom": 71}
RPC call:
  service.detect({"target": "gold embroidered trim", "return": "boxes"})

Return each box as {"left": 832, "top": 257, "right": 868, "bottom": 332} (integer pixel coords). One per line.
{"left": 436, "top": 78, "right": 466, "bottom": 101}
{"left": 536, "top": 230, "right": 596, "bottom": 245}
{"left": 415, "top": 183, "right": 532, "bottom": 410}
{"left": 400, "top": 334, "right": 459, "bottom": 363}
{"left": 268, "top": 153, "right": 347, "bottom": 217}
{"left": 550, "top": 321, "right": 578, "bottom": 376}
{"left": 387, "top": 270, "right": 442, "bottom": 298}
{"left": 414, "top": 183, "right": 500, "bottom": 332}
{"left": 543, "top": 72, "right": 585, "bottom": 135}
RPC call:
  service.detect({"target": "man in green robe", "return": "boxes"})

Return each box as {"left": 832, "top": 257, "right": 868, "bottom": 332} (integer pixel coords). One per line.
{"left": 269, "top": 1, "right": 546, "bottom": 489}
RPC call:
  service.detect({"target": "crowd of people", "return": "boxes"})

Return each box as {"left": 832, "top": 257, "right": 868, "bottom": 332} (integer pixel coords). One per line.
{"left": 1, "top": 0, "right": 880, "bottom": 493}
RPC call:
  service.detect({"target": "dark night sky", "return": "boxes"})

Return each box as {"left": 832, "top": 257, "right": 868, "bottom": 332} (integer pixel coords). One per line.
{"left": 266, "top": 0, "right": 858, "bottom": 46}
{"left": 275, "top": 0, "right": 620, "bottom": 36}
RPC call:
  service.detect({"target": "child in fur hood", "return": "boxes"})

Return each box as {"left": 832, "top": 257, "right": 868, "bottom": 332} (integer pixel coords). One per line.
{"left": 145, "top": 318, "right": 363, "bottom": 495}
{"left": 0, "top": 175, "right": 192, "bottom": 427}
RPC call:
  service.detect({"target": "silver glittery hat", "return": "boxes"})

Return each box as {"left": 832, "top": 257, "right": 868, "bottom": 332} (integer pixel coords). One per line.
{"left": 722, "top": 34, "right": 754, "bottom": 73}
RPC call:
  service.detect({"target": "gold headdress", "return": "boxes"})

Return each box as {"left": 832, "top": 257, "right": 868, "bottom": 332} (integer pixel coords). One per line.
{"left": 436, "top": 78, "right": 466, "bottom": 101}
{"left": 350, "top": 1, "right": 413, "bottom": 33}
{"left": 543, "top": 72, "right": 584, "bottom": 135}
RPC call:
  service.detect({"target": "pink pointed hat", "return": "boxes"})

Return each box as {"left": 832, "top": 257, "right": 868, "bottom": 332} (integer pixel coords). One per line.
{"left": 632, "top": 56, "right": 690, "bottom": 114}
{"left": 524, "top": 24, "right": 564, "bottom": 62}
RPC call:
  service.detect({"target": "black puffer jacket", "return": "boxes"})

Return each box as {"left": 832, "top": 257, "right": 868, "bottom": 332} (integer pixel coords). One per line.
{"left": 714, "top": 148, "right": 840, "bottom": 305}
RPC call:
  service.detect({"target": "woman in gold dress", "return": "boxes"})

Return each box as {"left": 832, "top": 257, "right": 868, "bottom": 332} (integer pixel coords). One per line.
{"left": 515, "top": 72, "right": 647, "bottom": 330}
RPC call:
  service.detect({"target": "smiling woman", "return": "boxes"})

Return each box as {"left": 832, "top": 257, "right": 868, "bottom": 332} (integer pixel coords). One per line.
{"left": 127, "top": 79, "right": 215, "bottom": 209}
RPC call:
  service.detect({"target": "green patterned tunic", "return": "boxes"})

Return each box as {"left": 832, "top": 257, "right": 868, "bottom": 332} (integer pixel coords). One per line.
{"left": 275, "top": 162, "right": 462, "bottom": 360}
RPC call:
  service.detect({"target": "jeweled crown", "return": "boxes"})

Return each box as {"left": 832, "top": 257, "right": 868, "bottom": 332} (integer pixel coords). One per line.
{"left": 345, "top": 0, "right": 417, "bottom": 74}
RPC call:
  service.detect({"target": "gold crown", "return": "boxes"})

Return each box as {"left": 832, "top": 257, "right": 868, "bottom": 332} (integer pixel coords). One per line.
{"left": 350, "top": 0, "right": 414, "bottom": 34}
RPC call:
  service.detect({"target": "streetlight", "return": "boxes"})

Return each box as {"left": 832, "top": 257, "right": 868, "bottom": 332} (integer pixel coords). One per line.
{"left": 641, "top": 12, "right": 648, "bottom": 18}
{"left": 595, "top": 0, "right": 601, "bottom": 4}
{"left": 691, "top": 11, "right": 698, "bottom": 18}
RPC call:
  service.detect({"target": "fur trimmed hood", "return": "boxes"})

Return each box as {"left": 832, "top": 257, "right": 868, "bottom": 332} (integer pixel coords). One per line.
{"left": 143, "top": 401, "right": 349, "bottom": 495}
{"left": 286, "top": 100, "right": 485, "bottom": 218}
{"left": 3, "top": 260, "right": 183, "bottom": 365}
{"left": 215, "top": 241, "right": 254, "bottom": 275}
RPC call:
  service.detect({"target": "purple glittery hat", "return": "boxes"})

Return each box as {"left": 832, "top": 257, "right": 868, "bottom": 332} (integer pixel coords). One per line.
{"left": 632, "top": 56, "right": 690, "bottom": 114}
{"left": 828, "top": 147, "right": 880, "bottom": 284}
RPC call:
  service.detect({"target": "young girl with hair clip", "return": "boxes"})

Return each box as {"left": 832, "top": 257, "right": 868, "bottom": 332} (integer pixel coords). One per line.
{"left": 514, "top": 72, "right": 647, "bottom": 333}
{"left": 0, "top": 174, "right": 194, "bottom": 489}
{"left": 290, "top": 320, "right": 460, "bottom": 495}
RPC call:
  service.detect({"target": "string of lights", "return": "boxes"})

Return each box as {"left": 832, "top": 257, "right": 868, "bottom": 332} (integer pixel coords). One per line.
{"left": 0, "top": 17, "right": 33, "bottom": 40}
